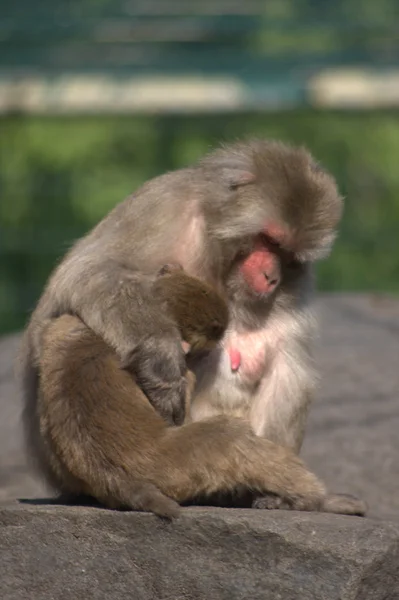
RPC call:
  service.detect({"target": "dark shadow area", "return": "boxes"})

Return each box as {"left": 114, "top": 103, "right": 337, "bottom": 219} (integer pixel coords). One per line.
{"left": 19, "top": 494, "right": 105, "bottom": 508}
{"left": 19, "top": 491, "right": 256, "bottom": 510}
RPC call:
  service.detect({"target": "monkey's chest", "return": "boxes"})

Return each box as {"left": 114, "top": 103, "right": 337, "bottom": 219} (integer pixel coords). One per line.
{"left": 224, "top": 330, "right": 273, "bottom": 383}
{"left": 190, "top": 330, "right": 272, "bottom": 420}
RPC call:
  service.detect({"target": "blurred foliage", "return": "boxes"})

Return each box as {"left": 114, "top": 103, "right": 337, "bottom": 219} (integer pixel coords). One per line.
{"left": 1, "top": 1, "right": 399, "bottom": 335}
{"left": 2, "top": 0, "right": 399, "bottom": 78}
{"left": 1, "top": 112, "right": 398, "bottom": 333}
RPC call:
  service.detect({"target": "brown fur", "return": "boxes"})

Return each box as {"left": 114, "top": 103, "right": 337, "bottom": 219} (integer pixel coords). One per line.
{"left": 20, "top": 139, "right": 365, "bottom": 516}
{"left": 154, "top": 266, "right": 229, "bottom": 353}
{"left": 119, "top": 267, "right": 229, "bottom": 424}
{"left": 21, "top": 139, "right": 343, "bottom": 434}
{"left": 38, "top": 312, "right": 365, "bottom": 518}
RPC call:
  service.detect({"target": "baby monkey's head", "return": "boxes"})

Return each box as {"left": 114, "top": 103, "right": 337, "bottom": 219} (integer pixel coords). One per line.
{"left": 154, "top": 264, "right": 229, "bottom": 353}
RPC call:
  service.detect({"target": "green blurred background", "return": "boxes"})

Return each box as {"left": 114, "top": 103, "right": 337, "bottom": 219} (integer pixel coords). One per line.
{"left": 1, "top": 0, "right": 399, "bottom": 334}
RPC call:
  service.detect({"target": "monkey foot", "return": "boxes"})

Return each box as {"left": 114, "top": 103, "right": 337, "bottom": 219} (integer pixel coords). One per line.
{"left": 322, "top": 493, "right": 367, "bottom": 517}
{"left": 252, "top": 493, "right": 310, "bottom": 511}
{"left": 252, "top": 492, "right": 367, "bottom": 516}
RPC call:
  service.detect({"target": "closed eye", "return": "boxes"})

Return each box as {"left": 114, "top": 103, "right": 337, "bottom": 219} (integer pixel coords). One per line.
{"left": 259, "top": 233, "right": 280, "bottom": 248}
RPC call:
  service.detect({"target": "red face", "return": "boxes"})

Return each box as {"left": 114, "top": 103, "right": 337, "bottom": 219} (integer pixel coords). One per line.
{"left": 238, "top": 224, "right": 292, "bottom": 295}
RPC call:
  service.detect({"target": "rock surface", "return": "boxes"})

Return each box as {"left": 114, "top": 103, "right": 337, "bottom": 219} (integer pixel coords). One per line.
{"left": 0, "top": 293, "right": 398, "bottom": 599}
{"left": 1, "top": 505, "right": 399, "bottom": 600}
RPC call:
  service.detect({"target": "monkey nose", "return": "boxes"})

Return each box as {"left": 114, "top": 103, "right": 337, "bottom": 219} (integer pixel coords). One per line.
{"left": 264, "top": 273, "right": 279, "bottom": 288}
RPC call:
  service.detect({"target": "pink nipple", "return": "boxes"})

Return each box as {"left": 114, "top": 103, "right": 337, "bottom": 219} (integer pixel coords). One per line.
{"left": 229, "top": 348, "right": 242, "bottom": 372}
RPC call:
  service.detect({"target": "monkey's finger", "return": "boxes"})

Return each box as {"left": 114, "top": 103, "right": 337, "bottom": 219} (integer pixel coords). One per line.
{"left": 171, "top": 402, "right": 186, "bottom": 426}
{"left": 153, "top": 391, "right": 186, "bottom": 426}
{"left": 252, "top": 494, "right": 284, "bottom": 510}
{"left": 181, "top": 341, "right": 191, "bottom": 354}
{"left": 252, "top": 493, "right": 320, "bottom": 512}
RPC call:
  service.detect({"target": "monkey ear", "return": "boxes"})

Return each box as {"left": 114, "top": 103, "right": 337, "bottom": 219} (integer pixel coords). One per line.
{"left": 223, "top": 170, "right": 256, "bottom": 190}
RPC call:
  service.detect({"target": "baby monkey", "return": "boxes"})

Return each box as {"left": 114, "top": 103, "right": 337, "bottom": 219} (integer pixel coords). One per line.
{"left": 37, "top": 267, "right": 366, "bottom": 518}
{"left": 155, "top": 263, "right": 228, "bottom": 354}
{"left": 121, "top": 263, "right": 229, "bottom": 424}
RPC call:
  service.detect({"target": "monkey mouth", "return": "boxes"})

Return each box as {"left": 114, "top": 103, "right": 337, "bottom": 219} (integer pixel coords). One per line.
{"left": 242, "top": 273, "right": 279, "bottom": 299}
{"left": 226, "top": 271, "right": 276, "bottom": 304}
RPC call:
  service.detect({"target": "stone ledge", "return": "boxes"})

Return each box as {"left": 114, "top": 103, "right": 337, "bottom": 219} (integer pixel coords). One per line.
{"left": 1, "top": 504, "right": 399, "bottom": 600}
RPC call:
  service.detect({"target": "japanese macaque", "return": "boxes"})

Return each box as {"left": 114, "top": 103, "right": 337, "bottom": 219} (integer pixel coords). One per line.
{"left": 121, "top": 263, "right": 229, "bottom": 424}
{"left": 34, "top": 268, "right": 365, "bottom": 517}
{"left": 21, "top": 138, "right": 364, "bottom": 513}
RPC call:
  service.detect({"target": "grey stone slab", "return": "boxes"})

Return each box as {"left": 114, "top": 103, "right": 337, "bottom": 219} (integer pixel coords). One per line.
{"left": 302, "top": 294, "right": 399, "bottom": 521}
{"left": 1, "top": 505, "right": 398, "bottom": 600}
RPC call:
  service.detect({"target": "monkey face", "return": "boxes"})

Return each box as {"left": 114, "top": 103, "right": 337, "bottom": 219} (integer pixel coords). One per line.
{"left": 185, "top": 333, "right": 220, "bottom": 355}
{"left": 238, "top": 234, "right": 281, "bottom": 295}
{"left": 179, "top": 309, "right": 228, "bottom": 353}
{"left": 226, "top": 233, "right": 307, "bottom": 302}
{"left": 222, "top": 207, "right": 331, "bottom": 303}
{"left": 200, "top": 140, "right": 343, "bottom": 302}
{"left": 154, "top": 271, "right": 229, "bottom": 350}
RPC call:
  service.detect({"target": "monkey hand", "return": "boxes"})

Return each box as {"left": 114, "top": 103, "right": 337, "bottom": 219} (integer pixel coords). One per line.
{"left": 121, "top": 330, "right": 188, "bottom": 426}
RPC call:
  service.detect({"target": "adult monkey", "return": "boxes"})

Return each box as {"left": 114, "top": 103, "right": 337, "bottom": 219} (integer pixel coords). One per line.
{"left": 36, "top": 268, "right": 365, "bottom": 517}
{"left": 22, "top": 139, "right": 343, "bottom": 487}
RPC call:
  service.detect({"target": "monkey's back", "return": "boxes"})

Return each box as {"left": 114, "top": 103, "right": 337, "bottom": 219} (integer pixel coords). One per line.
{"left": 38, "top": 314, "right": 167, "bottom": 492}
